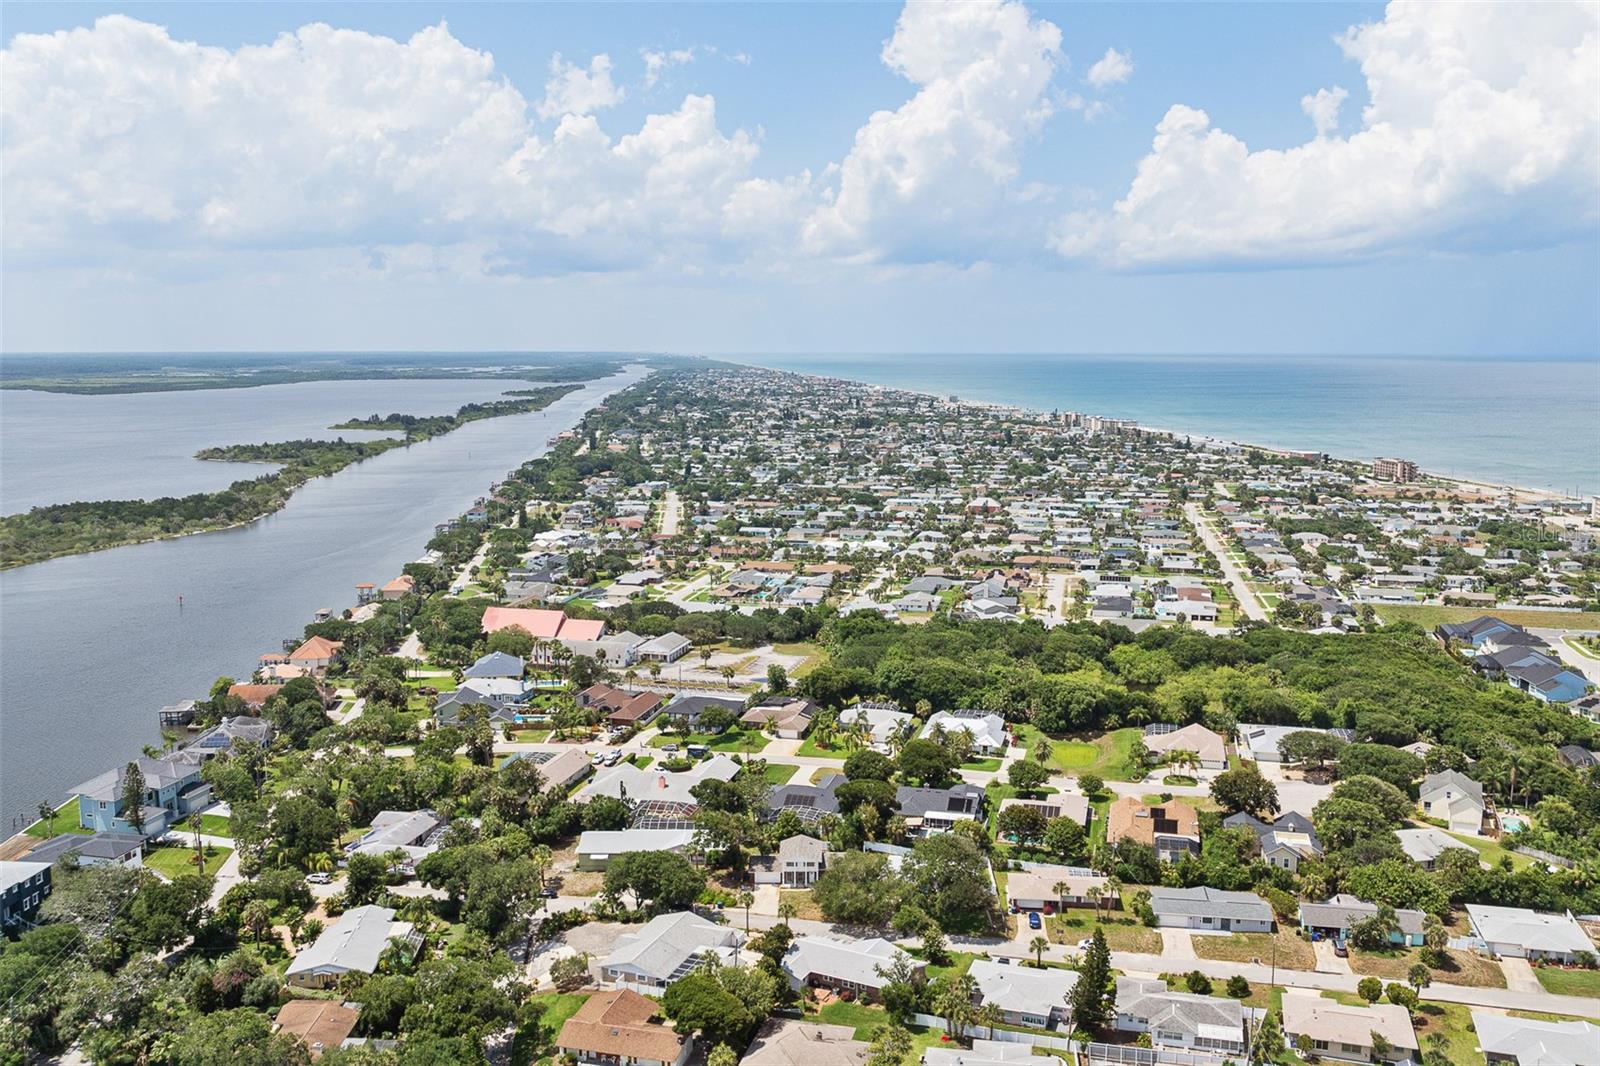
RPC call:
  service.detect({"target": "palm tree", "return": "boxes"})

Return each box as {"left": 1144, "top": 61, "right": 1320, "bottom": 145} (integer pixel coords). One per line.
{"left": 1054, "top": 880, "right": 1070, "bottom": 913}
{"left": 738, "top": 890, "right": 755, "bottom": 935}
{"left": 976, "top": 1002, "right": 1004, "bottom": 1041}
{"left": 778, "top": 899, "right": 797, "bottom": 929}
{"left": 648, "top": 662, "right": 663, "bottom": 685}
{"left": 935, "top": 973, "right": 979, "bottom": 1041}
{"left": 1085, "top": 884, "right": 1103, "bottom": 918}
{"left": 699, "top": 647, "right": 715, "bottom": 671}
{"left": 1029, "top": 935, "right": 1050, "bottom": 967}
{"left": 719, "top": 664, "right": 737, "bottom": 689}
{"left": 1102, "top": 876, "right": 1122, "bottom": 919}
{"left": 623, "top": 667, "right": 639, "bottom": 691}
{"left": 531, "top": 844, "right": 553, "bottom": 891}
{"left": 307, "top": 852, "right": 335, "bottom": 875}
{"left": 186, "top": 813, "right": 206, "bottom": 871}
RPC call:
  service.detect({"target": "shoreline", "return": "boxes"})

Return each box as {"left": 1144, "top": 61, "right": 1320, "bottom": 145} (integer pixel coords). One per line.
{"left": 733, "top": 360, "right": 1593, "bottom": 505}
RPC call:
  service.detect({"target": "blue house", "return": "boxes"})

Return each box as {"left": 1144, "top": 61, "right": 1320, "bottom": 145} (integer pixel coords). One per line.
{"left": 70, "top": 754, "right": 212, "bottom": 837}
{"left": 1298, "top": 895, "right": 1427, "bottom": 947}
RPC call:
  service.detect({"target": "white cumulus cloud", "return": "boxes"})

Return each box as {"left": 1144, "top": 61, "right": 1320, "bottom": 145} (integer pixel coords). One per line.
{"left": 801, "top": 0, "right": 1063, "bottom": 263}
{"left": 1085, "top": 46, "right": 1132, "bottom": 88}
{"left": 1300, "top": 86, "right": 1348, "bottom": 138}
{"left": 538, "top": 52, "right": 624, "bottom": 119}
{"left": 1055, "top": 1, "right": 1600, "bottom": 269}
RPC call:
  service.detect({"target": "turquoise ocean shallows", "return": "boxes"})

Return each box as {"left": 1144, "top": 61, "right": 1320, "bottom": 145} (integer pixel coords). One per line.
{"left": 732, "top": 353, "right": 1600, "bottom": 498}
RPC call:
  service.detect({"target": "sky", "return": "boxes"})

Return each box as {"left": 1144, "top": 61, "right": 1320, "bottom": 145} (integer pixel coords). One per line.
{"left": 2, "top": 1, "right": 1597, "bottom": 356}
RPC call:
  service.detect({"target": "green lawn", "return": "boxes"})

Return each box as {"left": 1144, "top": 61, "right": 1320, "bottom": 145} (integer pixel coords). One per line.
{"left": 517, "top": 991, "right": 592, "bottom": 1066}
{"left": 650, "top": 728, "right": 768, "bottom": 753}
{"left": 1534, "top": 967, "right": 1600, "bottom": 997}
{"left": 24, "top": 801, "right": 90, "bottom": 838}
{"left": 198, "top": 814, "right": 234, "bottom": 837}
{"left": 811, "top": 1000, "right": 949, "bottom": 1053}
{"left": 629, "top": 755, "right": 655, "bottom": 770}
{"left": 143, "top": 843, "right": 231, "bottom": 879}
{"left": 1437, "top": 827, "right": 1535, "bottom": 870}
{"left": 1018, "top": 726, "right": 1145, "bottom": 781}
{"left": 795, "top": 734, "right": 849, "bottom": 760}
{"left": 960, "top": 757, "right": 1003, "bottom": 772}
{"left": 1408, "top": 1002, "right": 1485, "bottom": 1066}
{"left": 1376, "top": 604, "right": 1600, "bottom": 632}
{"left": 757, "top": 762, "right": 798, "bottom": 785}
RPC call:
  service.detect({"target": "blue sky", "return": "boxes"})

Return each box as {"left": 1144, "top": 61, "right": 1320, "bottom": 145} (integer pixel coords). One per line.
{"left": 2, "top": 1, "right": 1597, "bottom": 355}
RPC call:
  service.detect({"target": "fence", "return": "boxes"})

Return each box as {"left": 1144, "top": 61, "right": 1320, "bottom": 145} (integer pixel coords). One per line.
{"left": 904, "top": 1015, "right": 1235, "bottom": 1066}
{"left": 1515, "top": 846, "right": 1575, "bottom": 869}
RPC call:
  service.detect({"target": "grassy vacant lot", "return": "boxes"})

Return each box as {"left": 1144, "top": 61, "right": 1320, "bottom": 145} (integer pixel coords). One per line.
{"left": 1375, "top": 604, "right": 1600, "bottom": 632}
{"left": 25, "top": 801, "right": 90, "bottom": 838}
{"left": 1015, "top": 725, "right": 1145, "bottom": 781}
{"left": 779, "top": 889, "right": 827, "bottom": 922}
{"left": 144, "top": 843, "right": 231, "bottom": 880}
{"left": 1408, "top": 1002, "right": 1485, "bottom": 1066}
{"left": 517, "top": 991, "right": 591, "bottom": 1066}
{"left": 1192, "top": 929, "right": 1315, "bottom": 971}
{"left": 772, "top": 641, "right": 828, "bottom": 679}
{"left": 1350, "top": 946, "right": 1505, "bottom": 988}
{"left": 1534, "top": 966, "right": 1600, "bottom": 997}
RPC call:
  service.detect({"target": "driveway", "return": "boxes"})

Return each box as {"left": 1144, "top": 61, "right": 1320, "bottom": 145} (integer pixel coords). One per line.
{"left": 1159, "top": 928, "right": 1197, "bottom": 961}
{"left": 1500, "top": 956, "right": 1543, "bottom": 993}
{"left": 1312, "top": 938, "right": 1352, "bottom": 975}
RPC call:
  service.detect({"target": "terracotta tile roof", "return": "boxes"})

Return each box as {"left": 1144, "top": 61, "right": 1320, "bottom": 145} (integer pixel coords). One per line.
{"left": 289, "top": 636, "right": 343, "bottom": 662}
{"left": 557, "top": 989, "right": 686, "bottom": 1063}
{"left": 228, "top": 683, "right": 284, "bottom": 708}
{"left": 482, "top": 606, "right": 606, "bottom": 642}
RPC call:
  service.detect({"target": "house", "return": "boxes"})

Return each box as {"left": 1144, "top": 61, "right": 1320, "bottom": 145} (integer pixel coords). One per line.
{"left": 1005, "top": 866, "right": 1109, "bottom": 912}
{"left": 577, "top": 755, "right": 741, "bottom": 809}
{"left": 1146, "top": 886, "right": 1273, "bottom": 932}
{"left": 762, "top": 834, "right": 828, "bottom": 887}
{"left": 285, "top": 905, "right": 417, "bottom": 989}
{"left": 764, "top": 774, "right": 843, "bottom": 825}
{"left": 507, "top": 748, "right": 593, "bottom": 793}
{"left": 1394, "top": 827, "right": 1475, "bottom": 871}
{"left": 481, "top": 606, "right": 607, "bottom": 643}
{"left": 1106, "top": 797, "right": 1200, "bottom": 862}
{"left": 600, "top": 910, "right": 742, "bottom": 992}
{"left": 837, "top": 702, "right": 913, "bottom": 750}
{"left": 1471, "top": 1010, "right": 1600, "bottom": 1066}
{"left": 575, "top": 829, "right": 697, "bottom": 871}
{"left": 1235, "top": 723, "right": 1355, "bottom": 762}
{"left": 781, "top": 936, "right": 922, "bottom": 1002}
{"left": 738, "top": 1018, "right": 869, "bottom": 1066}
{"left": 741, "top": 697, "right": 817, "bottom": 739}
{"left": 227, "top": 683, "right": 286, "bottom": 709}
{"left": 895, "top": 782, "right": 984, "bottom": 835}
{"left": 273, "top": 1000, "right": 359, "bottom": 1060}
{"left": 968, "top": 958, "right": 1077, "bottom": 1029}
{"left": 463, "top": 651, "right": 525, "bottom": 679}
{"left": 1142, "top": 723, "right": 1228, "bottom": 770}
{"left": 577, "top": 683, "right": 667, "bottom": 729}
{"left": 1280, "top": 994, "right": 1417, "bottom": 1065}
{"left": 657, "top": 695, "right": 747, "bottom": 732}
{"left": 0, "top": 861, "right": 51, "bottom": 930}
{"left": 1419, "top": 770, "right": 1496, "bottom": 835}
{"left": 25, "top": 831, "right": 145, "bottom": 869}
{"left": 71, "top": 754, "right": 211, "bottom": 837}
{"left": 1465, "top": 904, "right": 1597, "bottom": 963}
{"left": 1298, "top": 895, "right": 1426, "bottom": 947}
{"left": 1222, "top": 810, "right": 1323, "bottom": 871}
{"left": 1113, "top": 977, "right": 1246, "bottom": 1054}
{"left": 288, "top": 636, "right": 343, "bottom": 675}
{"left": 921, "top": 709, "right": 1009, "bottom": 755}
{"left": 1436, "top": 615, "right": 1524, "bottom": 649}
{"left": 346, "top": 810, "right": 444, "bottom": 869}
{"left": 379, "top": 574, "right": 415, "bottom": 600}
{"left": 180, "top": 715, "right": 275, "bottom": 759}
{"left": 1557, "top": 744, "right": 1600, "bottom": 769}
{"left": 635, "top": 632, "right": 692, "bottom": 664}
{"left": 556, "top": 989, "right": 692, "bottom": 1066}
{"left": 996, "top": 793, "right": 1092, "bottom": 833}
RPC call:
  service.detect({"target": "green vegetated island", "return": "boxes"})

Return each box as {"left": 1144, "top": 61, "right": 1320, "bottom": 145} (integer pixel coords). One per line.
{"left": 0, "top": 352, "right": 642, "bottom": 394}
{"left": 0, "top": 384, "right": 584, "bottom": 570}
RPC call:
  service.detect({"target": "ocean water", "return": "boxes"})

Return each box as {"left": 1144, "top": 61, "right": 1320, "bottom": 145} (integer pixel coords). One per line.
{"left": 731, "top": 354, "right": 1600, "bottom": 497}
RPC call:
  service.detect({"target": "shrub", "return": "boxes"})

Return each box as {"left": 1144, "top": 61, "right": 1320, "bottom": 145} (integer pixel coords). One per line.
{"left": 1185, "top": 970, "right": 1212, "bottom": 995}
{"left": 1226, "top": 975, "right": 1251, "bottom": 998}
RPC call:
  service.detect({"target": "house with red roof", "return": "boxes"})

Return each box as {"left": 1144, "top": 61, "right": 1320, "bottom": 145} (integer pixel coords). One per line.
{"left": 481, "top": 606, "right": 607, "bottom": 643}
{"left": 288, "top": 636, "right": 343, "bottom": 675}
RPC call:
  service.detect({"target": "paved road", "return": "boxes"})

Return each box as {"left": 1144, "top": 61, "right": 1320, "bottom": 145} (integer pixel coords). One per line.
{"left": 658, "top": 490, "right": 682, "bottom": 537}
{"left": 1186, "top": 501, "right": 1266, "bottom": 622}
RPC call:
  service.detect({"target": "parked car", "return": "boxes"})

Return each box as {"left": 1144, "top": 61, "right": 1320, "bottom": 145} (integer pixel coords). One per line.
{"left": 1027, "top": 912, "right": 1042, "bottom": 930}
{"left": 539, "top": 886, "right": 558, "bottom": 898}
{"left": 604, "top": 751, "right": 623, "bottom": 766}
{"left": 1333, "top": 939, "right": 1348, "bottom": 958}
{"left": 1075, "top": 938, "right": 1093, "bottom": 951}
{"left": 307, "top": 872, "right": 333, "bottom": 885}
{"left": 663, "top": 743, "right": 679, "bottom": 753}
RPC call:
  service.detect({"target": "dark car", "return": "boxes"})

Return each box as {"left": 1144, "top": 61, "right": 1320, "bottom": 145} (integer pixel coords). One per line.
{"left": 1027, "top": 911, "right": 1042, "bottom": 930}
{"left": 1332, "top": 939, "right": 1348, "bottom": 957}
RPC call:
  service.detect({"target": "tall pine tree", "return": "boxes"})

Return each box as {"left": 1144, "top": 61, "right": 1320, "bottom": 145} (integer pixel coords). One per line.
{"left": 120, "top": 761, "right": 148, "bottom": 837}
{"left": 1069, "top": 927, "right": 1113, "bottom": 1035}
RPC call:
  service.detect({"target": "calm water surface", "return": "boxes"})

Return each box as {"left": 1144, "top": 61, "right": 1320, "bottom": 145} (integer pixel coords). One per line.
{"left": 0, "top": 367, "right": 650, "bottom": 830}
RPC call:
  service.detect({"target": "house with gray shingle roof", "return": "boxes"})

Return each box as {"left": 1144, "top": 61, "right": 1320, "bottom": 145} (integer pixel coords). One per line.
{"left": 599, "top": 910, "right": 742, "bottom": 992}
{"left": 1113, "top": 977, "right": 1246, "bottom": 1054}
{"left": 1146, "top": 886, "right": 1273, "bottom": 932}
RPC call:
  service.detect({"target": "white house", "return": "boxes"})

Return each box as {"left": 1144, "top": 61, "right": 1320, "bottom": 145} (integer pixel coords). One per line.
{"left": 285, "top": 905, "right": 415, "bottom": 989}
{"left": 1146, "top": 887, "right": 1274, "bottom": 932}
{"left": 921, "top": 710, "right": 1009, "bottom": 755}
{"left": 1465, "top": 904, "right": 1597, "bottom": 964}
{"left": 599, "top": 911, "right": 742, "bottom": 992}
{"left": 574, "top": 829, "right": 697, "bottom": 871}
{"left": 968, "top": 959, "right": 1077, "bottom": 1029}
{"left": 1471, "top": 1010, "right": 1600, "bottom": 1066}
{"left": 1281, "top": 994, "right": 1417, "bottom": 1065}
{"left": 781, "top": 936, "right": 922, "bottom": 1002}
{"left": 1418, "top": 770, "right": 1494, "bottom": 835}
{"left": 1113, "top": 977, "right": 1246, "bottom": 1055}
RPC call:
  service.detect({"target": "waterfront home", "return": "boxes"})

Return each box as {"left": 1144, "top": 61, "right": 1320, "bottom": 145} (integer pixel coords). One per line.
{"left": 1280, "top": 994, "right": 1417, "bottom": 1065}
{"left": 1142, "top": 722, "right": 1227, "bottom": 770}
{"left": 70, "top": 754, "right": 211, "bottom": 837}
{"left": 600, "top": 911, "right": 742, "bottom": 993}
{"left": 1005, "top": 866, "right": 1108, "bottom": 912}
{"left": 555, "top": 989, "right": 691, "bottom": 1066}
{"left": 1419, "top": 770, "right": 1496, "bottom": 835}
{"left": 273, "top": 1000, "right": 358, "bottom": 1060}
{"left": 1221, "top": 810, "right": 1323, "bottom": 871}
{"left": 781, "top": 936, "right": 921, "bottom": 1002}
{"left": 288, "top": 636, "right": 343, "bottom": 676}
{"left": 1112, "top": 977, "right": 1246, "bottom": 1054}
{"left": 895, "top": 782, "right": 984, "bottom": 835}
{"left": 1, "top": 861, "right": 52, "bottom": 930}
{"left": 1106, "top": 797, "right": 1200, "bottom": 862}
{"left": 1464, "top": 904, "right": 1596, "bottom": 963}
{"left": 738, "top": 1019, "right": 869, "bottom": 1066}
{"left": 1146, "top": 886, "right": 1273, "bottom": 932}
{"left": 25, "top": 831, "right": 144, "bottom": 869}
{"left": 285, "top": 905, "right": 417, "bottom": 989}
{"left": 1471, "top": 1010, "right": 1600, "bottom": 1066}
{"left": 1298, "top": 895, "right": 1426, "bottom": 947}
{"left": 228, "top": 682, "right": 285, "bottom": 709}
{"left": 967, "top": 958, "right": 1077, "bottom": 1029}
{"left": 179, "top": 716, "right": 275, "bottom": 761}
{"left": 380, "top": 574, "right": 415, "bottom": 600}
